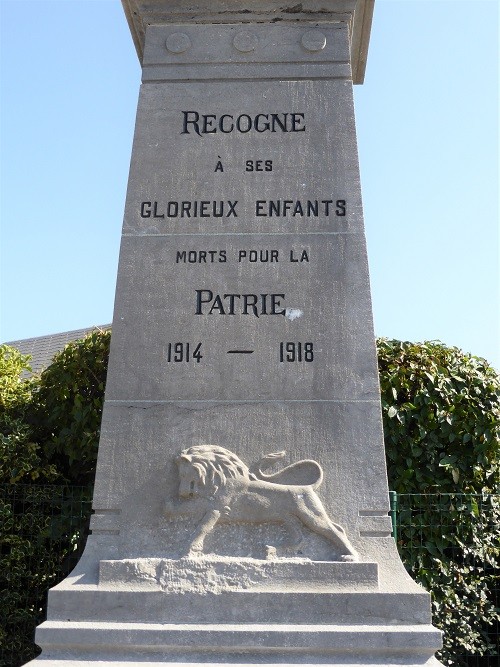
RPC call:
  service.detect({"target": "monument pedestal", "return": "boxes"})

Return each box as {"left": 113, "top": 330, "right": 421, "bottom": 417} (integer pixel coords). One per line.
{"left": 33, "top": 559, "right": 442, "bottom": 663}
{"left": 32, "top": 551, "right": 441, "bottom": 664}
{"left": 29, "top": 1, "right": 444, "bottom": 665}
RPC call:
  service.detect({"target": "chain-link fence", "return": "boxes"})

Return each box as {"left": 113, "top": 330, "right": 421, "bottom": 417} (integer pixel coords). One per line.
{"left": 1, "top": 486, "right": 498, "bottom": 666}
{"left": 0, "top": 485, "right": 92, "bottom": 667}
{"left": 390, "top": 492, "right": 499, "bottom": 666}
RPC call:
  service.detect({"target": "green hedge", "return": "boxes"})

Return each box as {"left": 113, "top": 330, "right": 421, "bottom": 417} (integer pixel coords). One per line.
{"left": 393, "top": 492, "right": 499, "bottom": 665}
{"left": 378, "top": 339, "right": 499, "bottom": 496}
{"left": 0, "top": 485, "right": 92, "bottom": 666}
{"left": 378, "top": 339, "right": 499, "bottom": 664}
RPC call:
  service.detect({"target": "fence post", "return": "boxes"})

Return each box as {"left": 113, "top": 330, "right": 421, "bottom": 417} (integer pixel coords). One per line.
{"left": 389, "top": 490, "right": 398, "bottom": 542}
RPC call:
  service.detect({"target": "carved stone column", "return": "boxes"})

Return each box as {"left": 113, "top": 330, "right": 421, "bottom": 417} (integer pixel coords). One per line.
{"left": 29, "top": 1, "right": 444, "bottom": 664}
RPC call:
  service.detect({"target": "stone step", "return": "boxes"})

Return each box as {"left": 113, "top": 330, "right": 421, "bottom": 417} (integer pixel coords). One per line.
{"left": 46, "top": 587, "right": 433, "bottom": 625}
{"left": 35, "top": 620, "right": 442, "bottom": 663}
{"left": 26, "top": 661, "right": 446, "bottom": 667}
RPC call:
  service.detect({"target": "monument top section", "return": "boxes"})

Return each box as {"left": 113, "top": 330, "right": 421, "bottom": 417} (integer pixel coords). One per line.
{"left": 121, "top": 0, "right": 374, "bottom": 83}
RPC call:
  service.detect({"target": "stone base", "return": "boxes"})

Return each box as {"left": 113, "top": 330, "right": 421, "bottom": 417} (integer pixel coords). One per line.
{"left": 99, "top": 556, "right": 379, "bottom": 593}
{"left": 28, "top": 556, "right": 443, "bottom": 666}
{"left": 30, "top": 621, "right": 443, "bottom": 665}
{"left": 27, "top": 660, "right": 445, "bottom": 667}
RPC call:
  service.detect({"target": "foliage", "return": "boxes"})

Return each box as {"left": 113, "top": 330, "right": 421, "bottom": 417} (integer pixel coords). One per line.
{"left": 0, "top": 345, "right": 33, "bottom": 413}
{"left": 378, "top": 339, "right": 500, "bottom": 665}
{"left": 32, "top": 330, "right": 111, "bottom": 486}
{"left": 378, "top": 338, "right": 499, "bottom": 495}
{"left": 0, "top": 484, "right": 92, "bottom": 667}
{"left": 0, "top": 346, "right": 59, "bottom": 485}
{"left": 0, "top": 334, "right": 108, "bottom": 665}
{"left": 394, "top": 492, "right": 500, "bottom": 666}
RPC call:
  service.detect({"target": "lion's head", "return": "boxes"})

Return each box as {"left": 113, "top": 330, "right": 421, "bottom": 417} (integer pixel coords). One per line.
{"left": 176, "top": 445, "right": 250, "bottom": 498}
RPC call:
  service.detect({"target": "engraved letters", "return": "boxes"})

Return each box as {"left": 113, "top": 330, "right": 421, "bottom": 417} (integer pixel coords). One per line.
{"left": 140, "top": 200, "right": 238, "bottom": 219}
{"left": 195, "top": 290, "right": 286, "bottom": 316}
{"left": 138, "top": 109, "right": 347, "bottom": 370}
{"left": 256, "top": 199, "right": 346, "bottom": 217}
{"left": 181, "top": 111, "right": 306, "bottom": 136}
{"left": 140, "top": 199, "right": 346, "bottom": 220}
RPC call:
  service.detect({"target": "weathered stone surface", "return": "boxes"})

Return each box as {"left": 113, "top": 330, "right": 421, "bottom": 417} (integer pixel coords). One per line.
{"left": 27, "top": 1, "right": 444, "bottom": 665}
{"left": 99, "top": 557, "right": 379, "bottom": 592}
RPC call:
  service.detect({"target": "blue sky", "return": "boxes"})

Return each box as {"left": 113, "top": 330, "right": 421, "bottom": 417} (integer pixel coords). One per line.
{"left": 1, "top": 0, "right": 498, "bottom": 369}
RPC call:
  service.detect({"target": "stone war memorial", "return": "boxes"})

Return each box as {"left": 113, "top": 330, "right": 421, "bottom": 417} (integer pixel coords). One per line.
{"left": 28, "top": 1, "right": 444, "bottom": 665}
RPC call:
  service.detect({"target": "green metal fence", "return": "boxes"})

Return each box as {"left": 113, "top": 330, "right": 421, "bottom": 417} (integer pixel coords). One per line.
{"left": 1, "top": 486, "right": 498, "bottom": 666}
{"left": 390, "top": 492, "right": 499, "bottom": 666}
{"left": 0, "top": 485, "right": 92, "bottom": 667}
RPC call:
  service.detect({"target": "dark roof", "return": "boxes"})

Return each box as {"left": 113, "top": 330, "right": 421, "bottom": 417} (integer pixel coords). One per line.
{"left": 4, "top": 325, "right": 111, "bottom": 375}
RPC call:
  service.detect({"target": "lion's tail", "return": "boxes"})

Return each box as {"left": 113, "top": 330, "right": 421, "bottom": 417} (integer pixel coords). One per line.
{"left": 251, "top": 452, "right": 323, "bottom": 488}
{"left": 250, "top": 451, "right": 286, "bottom": 476}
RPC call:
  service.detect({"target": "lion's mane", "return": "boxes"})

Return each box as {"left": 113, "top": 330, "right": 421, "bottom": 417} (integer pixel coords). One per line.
{"left": 178, "top": 445, "right": 251, "bottom": 490}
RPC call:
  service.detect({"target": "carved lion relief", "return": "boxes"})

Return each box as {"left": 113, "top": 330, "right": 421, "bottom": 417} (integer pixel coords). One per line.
{"left": 164, "top": 445, "right": 358, "bottom": 562}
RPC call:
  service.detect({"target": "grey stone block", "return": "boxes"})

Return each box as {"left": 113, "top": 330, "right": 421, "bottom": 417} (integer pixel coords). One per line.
{"left": 98, "top": 557, "right": 379, "bottom": 592}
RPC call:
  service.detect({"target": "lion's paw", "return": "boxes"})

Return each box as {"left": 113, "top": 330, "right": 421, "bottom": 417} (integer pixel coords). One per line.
{"left": 186, "top": 548, "right": 204, "bottom": 559}
{"left": 265, "top": 545, "right": 278, "bottom": 560}
{"left": 339, "top": 554, "right": 359, "bottom": 563}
